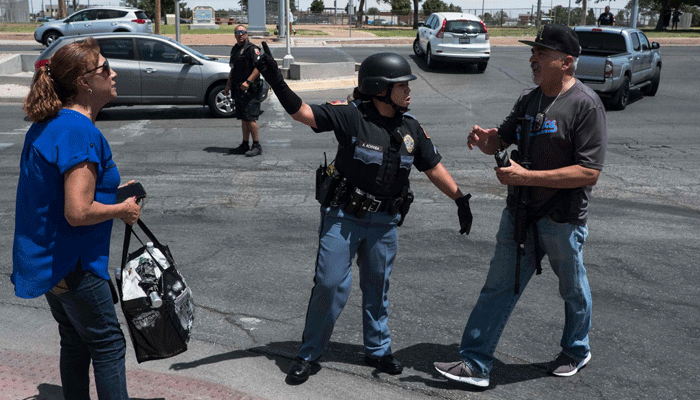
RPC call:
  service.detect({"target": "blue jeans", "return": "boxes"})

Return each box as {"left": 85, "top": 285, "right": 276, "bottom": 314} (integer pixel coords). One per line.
{"left": 459, "top": 208, "right": 591, "bottom": 377}
{"left": 45, "top": 270, "right": 129, "bottom": 400}
{"left": 297, "top": 206, "right": 401, "bottom": 361}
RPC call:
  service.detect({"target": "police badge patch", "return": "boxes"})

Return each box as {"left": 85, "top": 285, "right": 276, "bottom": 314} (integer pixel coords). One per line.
{"left": 254, "top": 48, "right": 260, "bottom": 56}
{"left": 327, "top": 100, "right": 348, "bottom": 106}
{"left": 403, "top": 134, "right": 415, "bottom": 153}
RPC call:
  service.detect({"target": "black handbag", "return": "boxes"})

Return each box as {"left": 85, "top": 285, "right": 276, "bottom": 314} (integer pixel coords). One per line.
{"left": 117, "top": 219, "right": 194, "bottom": 363}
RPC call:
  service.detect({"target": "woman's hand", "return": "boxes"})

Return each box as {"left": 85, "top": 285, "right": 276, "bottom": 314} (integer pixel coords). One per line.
{"left": 121, "top": 196, "right": 141, "bottom": 225}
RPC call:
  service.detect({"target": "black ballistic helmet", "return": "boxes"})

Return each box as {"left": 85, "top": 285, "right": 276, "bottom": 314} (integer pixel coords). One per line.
{"left": 358, "top": 52, "right": 417, "bottom": 96}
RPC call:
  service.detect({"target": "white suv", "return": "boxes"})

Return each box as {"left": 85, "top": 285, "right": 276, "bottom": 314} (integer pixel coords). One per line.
{"left": 413, "top": 12, "right": 490, "bottom": 71}
{"left": 34, "top": 7, "right": 152, "bottom": 46}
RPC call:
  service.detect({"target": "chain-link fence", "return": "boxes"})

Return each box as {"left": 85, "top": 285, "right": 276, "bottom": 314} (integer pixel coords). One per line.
{"left": 1, "top": 0, "right": 30, "bottom": 23}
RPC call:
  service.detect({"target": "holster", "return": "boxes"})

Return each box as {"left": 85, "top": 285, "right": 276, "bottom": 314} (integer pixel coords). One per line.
{"left": 397, "top": 187, "right": 414, "bottom": 226}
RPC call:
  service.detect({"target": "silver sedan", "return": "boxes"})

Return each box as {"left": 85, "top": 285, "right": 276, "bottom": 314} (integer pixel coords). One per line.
{"left": 36, "top": 32, "right": 267, "bottom": 117}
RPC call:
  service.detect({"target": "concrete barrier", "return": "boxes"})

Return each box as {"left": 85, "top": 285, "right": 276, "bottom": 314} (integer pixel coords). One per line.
{"left": 0, "top": 54, "right": 35, "bottom": 85}
{"left": 289, "top": 61, "right": 355, "bottom": 80}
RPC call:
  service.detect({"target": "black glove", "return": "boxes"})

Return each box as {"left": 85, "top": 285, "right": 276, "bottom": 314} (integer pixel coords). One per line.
{"left": 455, "top": 194, "right": 473, "bottom": 235}
{"left": 254, "top": 41, "right": 302, "bottom": 115}
{"left": 255, "top": 41, "right": 282, "bottom": 85}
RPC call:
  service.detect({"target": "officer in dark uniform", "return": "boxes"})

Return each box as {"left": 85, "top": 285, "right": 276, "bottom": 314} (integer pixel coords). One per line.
{"left": 254, "top": 45, "right": 474, "bottom": 384}
{"left": 225, "top": 25, "right": 264, "bottom": 156}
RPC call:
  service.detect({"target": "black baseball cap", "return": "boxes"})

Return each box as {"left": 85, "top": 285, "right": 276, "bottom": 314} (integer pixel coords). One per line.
{"left": 519, "top": 24, "right": 581, "bottom": 57}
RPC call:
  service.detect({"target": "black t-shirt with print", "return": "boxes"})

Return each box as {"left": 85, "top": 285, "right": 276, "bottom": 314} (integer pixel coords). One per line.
{"left": 498, "top": 80, "right": 608, "bottom": 225}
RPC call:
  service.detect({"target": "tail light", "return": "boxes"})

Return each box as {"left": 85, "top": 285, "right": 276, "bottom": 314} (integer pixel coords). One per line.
{"left": 35, "top": 59, "right": 49, "bottom": 70}
{"left": 481, "top": 21, "right": 489, "bottom": 40}
{"left": 604, "top": 60, "right": 613, "bottom": 78}
{"left": 436, "top": 19, "right": 446, "bottom": 38}
{"left": 131, "top": 19, "right": 147, "bottom": 24}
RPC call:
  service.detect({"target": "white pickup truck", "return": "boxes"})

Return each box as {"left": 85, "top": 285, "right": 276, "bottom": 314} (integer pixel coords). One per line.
{"left": 573, "top": 26, "right": 662, "bottom": 110}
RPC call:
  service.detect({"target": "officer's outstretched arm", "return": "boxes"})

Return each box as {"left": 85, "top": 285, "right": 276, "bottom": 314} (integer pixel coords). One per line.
{"left": 255, "top": 42, "right": 317, "bottom": 129}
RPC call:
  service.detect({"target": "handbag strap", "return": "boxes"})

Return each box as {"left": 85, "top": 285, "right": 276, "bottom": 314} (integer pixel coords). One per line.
{"left": 120, "top": 219, "right": 169, "bottom": 274}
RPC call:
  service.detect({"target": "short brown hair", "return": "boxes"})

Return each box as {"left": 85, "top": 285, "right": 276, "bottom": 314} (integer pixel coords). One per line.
{"left": 24, "top": 37, "right": 101, "bottom": 122}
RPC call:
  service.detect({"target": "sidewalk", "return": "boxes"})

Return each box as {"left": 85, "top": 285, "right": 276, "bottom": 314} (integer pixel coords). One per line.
{"left": 0, "top": 299, "right": 432, "bottom": 400}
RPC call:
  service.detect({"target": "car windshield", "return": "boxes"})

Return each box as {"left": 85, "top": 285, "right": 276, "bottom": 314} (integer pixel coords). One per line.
{"left": 445, "top": 20, "right": 484, "bottom": 34}
{"left": 164, "top": 38, "right": 212, "bottom": 60}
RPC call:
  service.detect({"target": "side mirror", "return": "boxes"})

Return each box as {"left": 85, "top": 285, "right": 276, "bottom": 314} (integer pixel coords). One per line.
{"left": 418, "top": 22, "right": 425, "bottom": 27}
{"left": 651, "top": 42, "right": 660, "bottom": 49}
{"left": 182, "top": 54, "right": 197, "bottom": 65}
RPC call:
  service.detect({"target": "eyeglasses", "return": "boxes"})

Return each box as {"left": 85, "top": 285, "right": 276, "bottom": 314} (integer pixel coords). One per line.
{"left": 235, "top": 30, "right": 247, "bottom": 35}
{"left": 84, "top": 59, "right": 111, "bottom": 76}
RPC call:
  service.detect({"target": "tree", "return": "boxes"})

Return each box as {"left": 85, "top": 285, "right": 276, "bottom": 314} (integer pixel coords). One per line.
{"left": 368, "top": 7, "right": 380, "bottom": 14}
{"left": 125, "top": 0, "right": 183, "bottom": 23}
{"left": 310, "top": 0, "right": 325, "bottom": 13}
{"left": 422, "top": 0, "right": 447, "bottom": 15}
{"left": 493, "top": 9, "right": 508, "bottom": 26}
{"left": 390, "top": 0, "right": 412, "bottom": 15}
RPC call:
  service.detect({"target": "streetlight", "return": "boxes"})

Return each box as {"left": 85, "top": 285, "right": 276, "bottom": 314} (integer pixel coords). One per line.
{"left": 283, "top": 0, "right": 294, "bottom": 69}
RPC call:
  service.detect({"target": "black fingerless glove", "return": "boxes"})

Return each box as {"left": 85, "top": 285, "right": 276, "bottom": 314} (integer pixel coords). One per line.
{"left": 455, "top": 194, "right": 473, "bottom": 235}
{"left": 255, "top": 41, "right": 302, "bottom": 115}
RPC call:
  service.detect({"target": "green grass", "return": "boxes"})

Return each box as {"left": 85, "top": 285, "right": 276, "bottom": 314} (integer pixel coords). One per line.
{"left": 0, "top": 23, "right": 38, "bottom": 32}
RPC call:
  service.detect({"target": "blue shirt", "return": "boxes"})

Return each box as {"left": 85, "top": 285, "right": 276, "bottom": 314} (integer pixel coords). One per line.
{"left": 12, "top": 109, "right": 120, "bottom": 299}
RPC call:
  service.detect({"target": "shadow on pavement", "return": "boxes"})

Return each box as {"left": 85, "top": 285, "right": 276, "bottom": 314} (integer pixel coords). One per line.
{"left": 168, "top": 340, "right": 551, "bottom": 391}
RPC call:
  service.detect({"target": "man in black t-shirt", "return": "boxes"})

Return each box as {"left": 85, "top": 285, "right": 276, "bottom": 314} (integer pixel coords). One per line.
{"left": 225, "top": 25, "right": 264, "bottom": 156}
{"left": 598, "top": 6, "right": 616, "bottom": 26}
{"left": 434, "top": 24, "right": 607, "bottom": 388}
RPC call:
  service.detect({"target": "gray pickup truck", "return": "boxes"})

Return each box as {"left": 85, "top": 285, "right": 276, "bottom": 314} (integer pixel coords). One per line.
{"left": 573, "top": 26, "right": 661, "bottom": 110}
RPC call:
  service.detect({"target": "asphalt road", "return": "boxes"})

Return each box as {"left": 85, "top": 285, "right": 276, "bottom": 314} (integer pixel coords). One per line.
{"left": 1, "top": 45, "right": 699, "bottom": 399}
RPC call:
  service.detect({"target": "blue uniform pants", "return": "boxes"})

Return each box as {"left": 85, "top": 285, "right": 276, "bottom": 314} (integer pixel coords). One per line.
{"left": 297, "top": 206, "right": 401, "bottom": 361}
{"left": 459, "top": 208, "right": 592, "bottom": 378}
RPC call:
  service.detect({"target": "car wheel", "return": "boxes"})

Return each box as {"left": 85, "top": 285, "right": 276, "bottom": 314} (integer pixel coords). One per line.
{"left": 610, "top": 75, "right": 630, "bottom": 111}
{"left": 207, "top": 85, "right": 234, "bottom": 118}
{"left": 426, "top": 45, "right": 437, "bottom": 69}
{"left": 642, "top": 66, "right": 660, "bottom": 96}
{"left": 43, "top": 31, "right": 61, "bottom": 46}
{"left": 477, "top": 61, "right": 488, "bottom": 72}
{"left": 413, "top": 37, "right": 423, "bottom": 57}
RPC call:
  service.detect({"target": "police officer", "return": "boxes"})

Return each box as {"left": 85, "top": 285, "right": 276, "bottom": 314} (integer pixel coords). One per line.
{"left": 225, "top": 25, "right": 264, "bottom": 156}
{"left": 254, "top": 45, "right": 473, "bottom": 384}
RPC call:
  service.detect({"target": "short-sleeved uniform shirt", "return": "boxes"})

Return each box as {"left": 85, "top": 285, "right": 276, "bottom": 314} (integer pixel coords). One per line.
{"left": 598, "top": 12, "right": 615, "bottom": 26}
{"left": 229, "top": 41, "right": 260, "bottom": 84}
{"left": 12, "top": 109, "right": 120, "bottom": 299}
{"left": 498, "top": 80, "right": 607, "bottom": 225}
{"left": 229, "top": 41, "right": 263, "bottom": 121}
{"left": 310, "top": 100, "right": 442, "bottom": 198}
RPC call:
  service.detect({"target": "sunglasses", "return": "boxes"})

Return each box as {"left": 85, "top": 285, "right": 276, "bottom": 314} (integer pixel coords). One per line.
{"left": 235, "top": 30, "right": 247, "bottom": 35}
{"left": 84, "top": 59, "right": 111, "bottom": 76}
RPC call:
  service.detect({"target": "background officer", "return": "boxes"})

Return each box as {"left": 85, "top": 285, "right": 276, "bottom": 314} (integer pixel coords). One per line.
{"left": 255, "top": 46, "right": 473, "bottom": 384}
{"left": 225, "top": 25, "right": 264, "bottom": 157}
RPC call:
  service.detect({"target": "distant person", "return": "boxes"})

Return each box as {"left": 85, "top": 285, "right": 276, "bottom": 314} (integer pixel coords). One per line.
{"left": 14, "top": 37, "right": 141, "bottom": 400}
{"left": 225, "top": 25, "right": 265, "bottom": 157}
{"left": 672, "top": 8, "right": 682, "bottom": 30}
{"left": 289, "top": 10, "right": 295, "bottom": 35}
{"left": 598, "top": 6, "right": 615, "bottom": 26}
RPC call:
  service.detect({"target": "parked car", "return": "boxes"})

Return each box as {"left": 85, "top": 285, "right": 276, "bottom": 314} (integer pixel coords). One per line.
{"left": 573, "top": 26, "right": 661, "bottom": 110}
{"left": 413, "top": 12, "right": 490, "bottom": 71}
{"left": 36, "top": 17, "right": 55, "bottom": 23}
{"left": 35, "top": 33, "right": 268, "bottom": 117}
{"left": 33, "top": 7, "right": 152, "bottom": 47}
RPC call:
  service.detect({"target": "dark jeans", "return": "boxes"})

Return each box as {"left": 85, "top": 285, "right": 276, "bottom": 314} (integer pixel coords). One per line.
{"left": 45, "top": 270, "right": 129, "bottom": 400}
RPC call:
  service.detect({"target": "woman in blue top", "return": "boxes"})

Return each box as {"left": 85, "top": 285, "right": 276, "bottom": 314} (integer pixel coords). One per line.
{"left": 13, "top": 37, "right": 140, "bottom": 400}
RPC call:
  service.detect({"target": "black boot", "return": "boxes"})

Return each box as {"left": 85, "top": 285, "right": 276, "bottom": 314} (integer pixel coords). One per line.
{"left": 286, "top": 357, "right": 315, "bottom": 384}
{"left": 364, "top": 354, "right": 403, "bottom": 375}
{"left": 228, "top": 142, "right": 250, "bottom": 154}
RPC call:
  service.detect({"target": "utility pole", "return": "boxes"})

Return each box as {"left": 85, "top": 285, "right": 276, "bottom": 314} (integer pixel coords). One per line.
{"left": 155, "top": 0, "right": 161, "bottom": 34}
